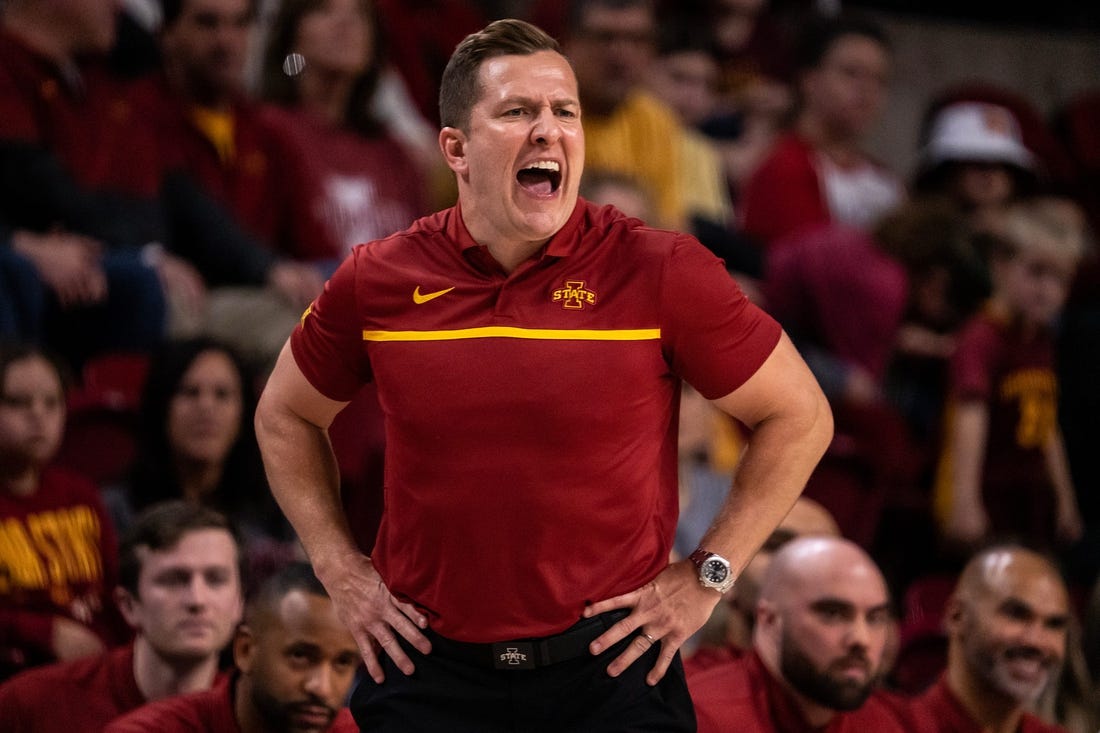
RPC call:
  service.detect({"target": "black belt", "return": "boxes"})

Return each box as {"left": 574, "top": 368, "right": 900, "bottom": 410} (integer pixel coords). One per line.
{"left": 425, "top": 609, "right": 631, "bottom": 671}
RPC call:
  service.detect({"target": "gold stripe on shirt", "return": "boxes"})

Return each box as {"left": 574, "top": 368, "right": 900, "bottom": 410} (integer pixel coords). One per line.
{"left": 362, "top": 327, "right": 661, "bottom": 342}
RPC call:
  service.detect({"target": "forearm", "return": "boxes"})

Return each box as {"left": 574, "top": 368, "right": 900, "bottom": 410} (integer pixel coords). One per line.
{"left": 255, "top": 390, "right": 359, "bottom": 580}
{"left": 700, "top": 378, "right": 832, "bottom": 576}
{"left": 950, "top": 402, "right": 989, "bottom": 512}
{"left": 1044, "top": 430, "right": 1078, "bottom": 508}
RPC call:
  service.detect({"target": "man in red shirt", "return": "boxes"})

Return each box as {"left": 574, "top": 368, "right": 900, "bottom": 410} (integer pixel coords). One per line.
{"left": 0, "top": 501, "right": 244, "bottom": 733}
{"left": 905, "top": 546, "right": 1070, "bottom": 733}
{"left": 688, "top": 536, "right": 905, "bottom": 732}
{"left": 254, "top": 18, "right": 832, "bottom": 732}
{"left": 106, "top": 562, "right": 358, "bottom": 733}
{"left": 739, "top": 14, "right": 902, "bottom": 248}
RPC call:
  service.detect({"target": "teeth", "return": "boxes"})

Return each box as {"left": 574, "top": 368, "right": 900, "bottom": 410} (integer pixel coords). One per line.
{"left": 525, "top": 161, "right": 560, "bottom": 172}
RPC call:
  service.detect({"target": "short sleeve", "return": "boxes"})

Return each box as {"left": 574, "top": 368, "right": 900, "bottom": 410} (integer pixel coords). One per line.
{"left": 290, "top": 251, "right": 372, "bottom": 401}
{"left": 661, "top": 237, "right": 782, "bottom": 399}
{"left": 950, "top": 317, "right": 998, "bottom": 402}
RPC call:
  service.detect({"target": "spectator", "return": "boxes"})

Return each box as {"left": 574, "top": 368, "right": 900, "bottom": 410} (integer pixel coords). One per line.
{"left": 705, "top": 0, "right": 796, "bottom": 196}
{"left": 685, "top": 497, "right": 840, "bottom": 674}
{"left": 104, "top": 338, "right": 296, "bottom": 582}
{"left": 145, "top": 0, "right": 325, "bottom": 364}
{"left": 0, "top": 343, "right": 120, "bottom": 679}
{"left": 739, "top": 13, "right": 902, "bottom": 248}
{"left": 258, "top": 0, "right": 430, "bottom": 263}
{"left": 646, "top": 21, "right": 734, "bottom": 229}
{"left": 905, "top": 545, "right": 1072, "bottom": 733}
{"left": 0, "top": 501, "right": 244, "bottom": 733}
{"left": 561, "top": 0, "right": 690, "bottom": 229}
{"left": 935, "top": 198, "right": 1086, "bottom": 552}
{"left": 105, "top": 562, "right": 358, "bottom": 733}
{"left": 688, "top": 535, "right": 906, "bottom": 732}
{"left": 913, "top": 100, "right": 1039, "bottom": 236}
{"left": 0, "top": 0, "right": 188, "bottom": 367}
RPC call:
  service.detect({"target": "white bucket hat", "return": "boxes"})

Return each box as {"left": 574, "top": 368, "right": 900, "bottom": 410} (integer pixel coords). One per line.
{"left": 921, "top": 101, "right": 1035, "bottom": 170}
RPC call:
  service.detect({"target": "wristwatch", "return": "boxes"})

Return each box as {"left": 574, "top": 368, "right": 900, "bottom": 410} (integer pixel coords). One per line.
{"left": 688, "top": 548, "right": 736, "bottom": 593}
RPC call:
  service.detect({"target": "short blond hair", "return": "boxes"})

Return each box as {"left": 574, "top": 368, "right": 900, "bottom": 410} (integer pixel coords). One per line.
{"left": 998, "top": 196, "right": 1090, "bottom": 262}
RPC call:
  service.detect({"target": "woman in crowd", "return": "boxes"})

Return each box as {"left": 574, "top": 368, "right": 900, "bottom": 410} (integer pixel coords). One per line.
{"left": 259, "top": 0, "right": 430, "bottom": 266}
{"left": 105, "top": 338, "right": 296, "bottom": 584}
{"left": 0, "top": 343, "right": 124, "bottom": 679}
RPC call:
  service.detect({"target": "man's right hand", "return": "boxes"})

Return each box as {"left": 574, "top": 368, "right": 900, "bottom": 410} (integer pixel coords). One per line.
{"left": 318, "top": 552, "right": 431, "bottom": 683}
{"left": 12, "top": 229, "right": 107, "bottom": 307}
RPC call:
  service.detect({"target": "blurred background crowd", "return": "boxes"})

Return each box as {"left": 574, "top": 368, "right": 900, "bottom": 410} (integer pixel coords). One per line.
{"left": 1, "top": 0, "right": 1100, "bottom": 730}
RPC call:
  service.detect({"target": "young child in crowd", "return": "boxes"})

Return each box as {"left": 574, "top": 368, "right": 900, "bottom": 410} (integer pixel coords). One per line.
{"left": 936, "top": 197, "right": 1088, "bottom": 552}
{"left": 0, "top": 343, "right": 122, "bottom": 680}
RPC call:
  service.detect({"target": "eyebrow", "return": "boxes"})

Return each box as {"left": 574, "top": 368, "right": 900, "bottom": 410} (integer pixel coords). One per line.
{"left": 999, "top": 596, "right": 1070, "bottom": 626}
{"left": 496, "top": 95, "right": 579, "bottom": 109}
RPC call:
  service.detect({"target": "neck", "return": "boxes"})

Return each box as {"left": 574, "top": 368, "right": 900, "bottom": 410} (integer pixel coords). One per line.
{"left": 947, "top": 650, "right": 1026, "bottom": 733}
{"left": 132, "top": 635, "right": 220, "bottom": 702}
{"left": 458, "top": 203, "right": 547, "bottom": 274}
{"left": 758, "top": 645, "right": 836, "bottom": 728}
{"left": 796, "top": 114, "right": 860, "bottom": 166}
{"left": 175, "top": 457, "right": 224, "bottom": 503}
{"left": 233, "top": 676, "right": 265, "bottom": 733}
{"left": 297, "top": 69, "right": 355, "bottom": 127}
{"left": 1, "top": 465, "right": 40, "bottom": 498}
{"left": 165, "top": 63, "right": 232, "bottom": 111}
{"left": 3, "top": 12, "right": 71, "bottom": 65}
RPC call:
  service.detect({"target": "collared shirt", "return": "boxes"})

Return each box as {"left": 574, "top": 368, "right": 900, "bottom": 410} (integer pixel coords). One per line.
{"left": 103, "top": 674, "right": 358, "bottom": 733}
{"left": 905, "top": 676, "right": 1067, "bottom": 733}
{"left": 0, "top": 644, "right": 145, "bottom": 733}
{"left": 688, "top": 650, "right": 910, "bottom": 733}
{"left": 292, "top": 198, "right": 781, "bottom": 641}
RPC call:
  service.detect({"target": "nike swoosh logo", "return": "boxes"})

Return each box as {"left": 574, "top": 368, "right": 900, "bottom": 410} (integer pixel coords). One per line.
{"left": 413, "top": 285, "right": 455, "bottom": 304}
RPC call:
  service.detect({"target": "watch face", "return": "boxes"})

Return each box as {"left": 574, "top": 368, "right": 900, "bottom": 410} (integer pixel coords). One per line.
{"left": 702, "top": 558, "right": 729, "bottom": 584}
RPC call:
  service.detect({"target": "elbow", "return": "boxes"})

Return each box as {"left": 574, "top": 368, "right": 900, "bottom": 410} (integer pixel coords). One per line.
{"left": 811, "top": 387, "right": 834, "bottom": 459}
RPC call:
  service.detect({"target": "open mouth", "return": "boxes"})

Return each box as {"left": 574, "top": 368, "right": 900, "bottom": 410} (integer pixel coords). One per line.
{"left": 516, "top": 160, "right": 562, "bottom": 196}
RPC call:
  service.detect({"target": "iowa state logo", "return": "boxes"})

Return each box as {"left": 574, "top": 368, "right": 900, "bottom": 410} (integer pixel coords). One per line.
{"left": 552, "top": 280, "right": 597, "bottom": 310}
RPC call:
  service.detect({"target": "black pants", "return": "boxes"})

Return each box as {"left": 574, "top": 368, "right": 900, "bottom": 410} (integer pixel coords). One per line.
{"left": 349, "top": 614, "right": 697, "bottom": 732}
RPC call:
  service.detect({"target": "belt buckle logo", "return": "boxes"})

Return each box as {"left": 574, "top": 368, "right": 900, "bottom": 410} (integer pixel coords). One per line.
{"left": 492, "top": 641, "right": 536, "bottom": 670}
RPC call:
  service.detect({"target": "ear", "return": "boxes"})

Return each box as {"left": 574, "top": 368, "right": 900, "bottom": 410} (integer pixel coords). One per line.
{"left": 439, "top": 126, "right": 469, "bottom": 177}
{"left": 115, "top": 587, "right": 141, "bottom": 631}
{"left": 943, "top": 594, "right": 964, "bottom": 636}
{"left": 233, "top": 624, "right": 256, "bottom": 673}
{"left": 755, "top": 598, "right": 779, "bottom": 635}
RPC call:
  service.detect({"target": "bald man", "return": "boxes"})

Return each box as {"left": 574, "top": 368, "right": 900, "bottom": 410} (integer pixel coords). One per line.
{"left": 686, "top": 497, "right": 841, "bottom": 674}
{"left": 105, "top": 563, "right": 359, "bottom": 733}
{"left": 688, "top": 536, "right": 906, "bottom": 732}
{"left": 906, "top": 546, "right": 1070, "bottom": 733}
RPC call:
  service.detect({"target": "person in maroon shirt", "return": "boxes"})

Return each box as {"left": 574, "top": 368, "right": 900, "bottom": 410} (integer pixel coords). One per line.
{"left": 254, "top": 17, "right": 832, "bottom": 733}
{"left": 106, "top": 562, "right": 359, "bottom": 733}
{"left": 904, "top": 545, "right": 1071, "bottom": 733}
{"left": 0, "top": 501, "right": 244, "bottom": 733}
{"left": 0, "top": 343, "right": 120, "bottom": 678}
{"left": 688, "top": 536, "right": 906, "bottom": 732}
{"left": 738, "top": 14, "right": 902, "bottom": 249}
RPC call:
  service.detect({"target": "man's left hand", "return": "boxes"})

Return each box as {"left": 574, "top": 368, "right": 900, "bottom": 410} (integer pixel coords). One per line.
{"left": 583, "top": 560, "right": 722, "bottom": 685}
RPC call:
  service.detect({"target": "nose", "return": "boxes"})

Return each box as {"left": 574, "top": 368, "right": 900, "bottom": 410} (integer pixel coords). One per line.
{"left": 846, "top": 615, "right": 872, "bottom": 650}
{"left": 530, "top": 107, "right": 562, "bottom": 147}
{"left": 304, "top": 663, "right": 335, "bottom": 702}
{"left": 185, "top": 576, "right": 211, "bottom": 609}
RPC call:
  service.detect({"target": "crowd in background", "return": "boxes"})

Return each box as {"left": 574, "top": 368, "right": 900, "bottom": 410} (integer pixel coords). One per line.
{"left": 1, "top": 0, "right": 1100, "bottom": 730}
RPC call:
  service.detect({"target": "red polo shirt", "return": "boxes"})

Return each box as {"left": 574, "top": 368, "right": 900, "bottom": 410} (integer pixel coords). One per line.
{"left": 292, "top": 199, "right": 781, "bottom": 642}
{"left": 103, "top": 674, "right": 358, "bottom": 733}
{"left": 0, "top": 643, "right": 145, "bottom": 733}
{"left": 688, "top": 651, "right": 910, "bottom": 733}
{"left": 905, "top": 676, "right": 1066, "bottom": 733}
